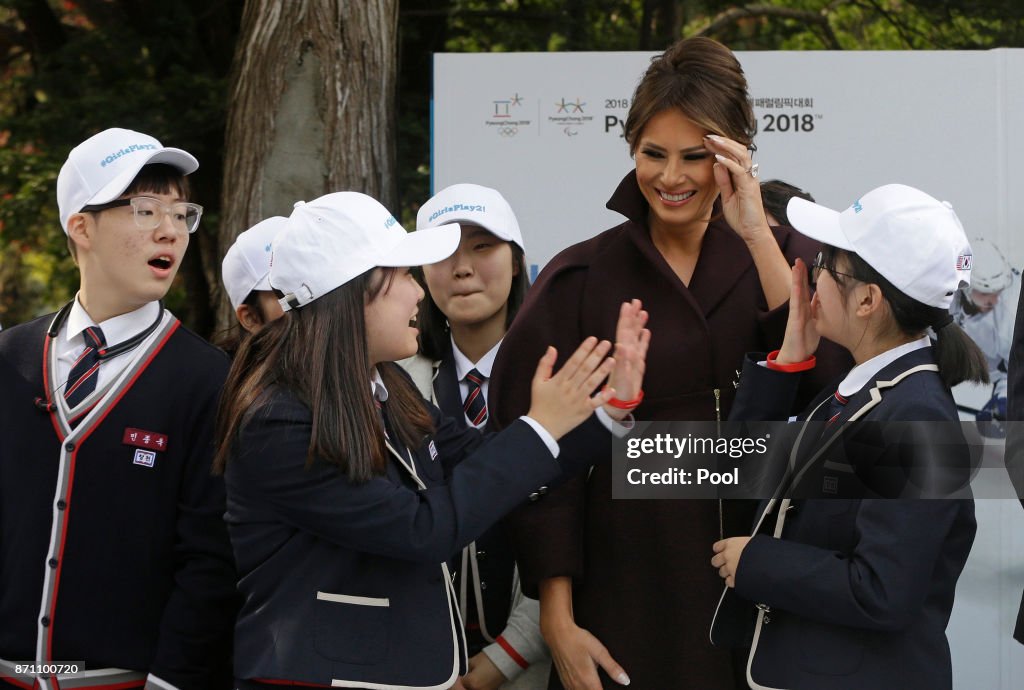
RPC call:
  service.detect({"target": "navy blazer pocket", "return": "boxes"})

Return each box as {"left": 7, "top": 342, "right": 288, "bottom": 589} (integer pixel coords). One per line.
{"left": 314, "top": 591, "right": 390, "bottom": 665}
{"left": 796, "top": 618, "right": 865, "bottom": 676}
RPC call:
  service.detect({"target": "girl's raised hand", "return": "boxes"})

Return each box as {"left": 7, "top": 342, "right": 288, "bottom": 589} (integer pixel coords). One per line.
{"left": 527, "top": 338, "right": 616, "bottom": 441}
{"left": 604, "top": 299, "right": 650, "bottom": 421}
{"left": 777, "top": 258, "right": 820, "bottom": 364}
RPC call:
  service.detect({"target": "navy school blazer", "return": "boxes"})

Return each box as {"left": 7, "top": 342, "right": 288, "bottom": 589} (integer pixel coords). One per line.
{"left": 712, "top": 347, "right": 977, "bottom": 690}
{"left": 226, "top": 364, "right": 607, "bottom": 689}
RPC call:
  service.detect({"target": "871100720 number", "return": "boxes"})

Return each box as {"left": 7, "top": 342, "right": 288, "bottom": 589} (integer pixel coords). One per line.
{"left": 14, "top": 663, "right": 83, "bottom": 675}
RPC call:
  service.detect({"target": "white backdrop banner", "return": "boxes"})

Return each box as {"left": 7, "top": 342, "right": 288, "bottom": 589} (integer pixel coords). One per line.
{"left": 433, "top": 48, "right": 1024, "bottom": 689}
{"left": 433, "top": 49, "right": 1024, "bottom": 278}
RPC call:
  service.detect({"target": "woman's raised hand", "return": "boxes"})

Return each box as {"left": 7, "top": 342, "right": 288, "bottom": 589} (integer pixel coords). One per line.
{"left": 777, "top": 258, "right": 820, "bottom": 364}
{"left": 705, "top": 134, "right": 770, "bottom": 244}
{"left": 603, "top": 299, "right": 650, "bottom": 421}
{"left": 528, "top": 338, "right": 616, "bottom": 441}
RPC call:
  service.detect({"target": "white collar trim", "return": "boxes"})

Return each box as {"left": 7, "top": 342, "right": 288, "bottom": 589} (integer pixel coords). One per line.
{"left": 837, "top": 335, "right": 931, "bottom": 398}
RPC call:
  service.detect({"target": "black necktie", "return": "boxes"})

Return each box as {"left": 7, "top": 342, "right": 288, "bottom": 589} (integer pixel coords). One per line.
{"left": 65, "top": 326, "right": 106, "bottom": 408}
{"left": 463, "top": 368, "right": 488, "bottom": 428}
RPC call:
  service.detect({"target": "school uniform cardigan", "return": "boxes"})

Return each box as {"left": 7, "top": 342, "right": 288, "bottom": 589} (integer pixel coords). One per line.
{"left": 226, "top": 363, "right": 605, "bottom": 689}
{"left": 489, "top": 170, "right": 850, "bottom": 688}
{"left": 712, "top": 346, "right": 977, "bottom": 690}
{"left": 0, "top": 312, "right": 237, "bottom": 689}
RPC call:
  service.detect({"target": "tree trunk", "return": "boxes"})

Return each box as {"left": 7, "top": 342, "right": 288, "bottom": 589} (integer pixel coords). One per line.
{"left": 216, "top": 0, "right": 399, "bottom": 332}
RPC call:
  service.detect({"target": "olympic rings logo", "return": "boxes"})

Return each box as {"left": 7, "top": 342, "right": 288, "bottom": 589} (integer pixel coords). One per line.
{"left": 497, "top": 126, "right": 518, "bottom": 137}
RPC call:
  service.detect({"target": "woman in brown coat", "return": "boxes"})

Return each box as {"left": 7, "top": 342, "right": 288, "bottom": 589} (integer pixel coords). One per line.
{"left": 490, "top": 37, "right": 847, "bottom": 689}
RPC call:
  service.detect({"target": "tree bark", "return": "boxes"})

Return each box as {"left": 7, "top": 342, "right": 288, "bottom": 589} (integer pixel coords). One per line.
{"left": 216, "top": 0, "right": 399, "bottom": 332}
{"left": 11, "top": 0, "right": 66, "bottom": 57}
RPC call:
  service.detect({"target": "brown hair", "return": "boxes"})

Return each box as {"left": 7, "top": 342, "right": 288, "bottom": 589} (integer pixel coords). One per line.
{"left": 624, "top": 37, "right": 755, "bottom": 154}
{"left": 214, "top": 289, "right": 277, "bottom": 359}
{"left": 214, "top": 267, "right": 434, "bottom": 481}
{"left": 760, "top": 179, "right": 814, "bottom": 227}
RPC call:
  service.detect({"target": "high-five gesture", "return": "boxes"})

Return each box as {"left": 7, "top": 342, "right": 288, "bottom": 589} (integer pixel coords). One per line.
{"left": 527, "top": 338, "right": 616, "bottom": 441}
{"left": 603, "top": 299, "right": 650, "bottom": 421}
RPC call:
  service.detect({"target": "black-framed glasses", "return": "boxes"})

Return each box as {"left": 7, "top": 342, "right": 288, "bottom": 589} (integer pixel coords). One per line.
{"left": 80, "top": 196, "right": 203, "bottom": 234}
{"left": 809, "top": 250, "right": 860, "bottom": 288}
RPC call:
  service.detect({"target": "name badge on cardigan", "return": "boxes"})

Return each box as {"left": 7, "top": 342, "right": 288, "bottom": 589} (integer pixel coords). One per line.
{"left": 124, "top": 427, "right": 168, "bottom": 468}
{"left": 122, "top": 427, "right": 169, "bottom": 452}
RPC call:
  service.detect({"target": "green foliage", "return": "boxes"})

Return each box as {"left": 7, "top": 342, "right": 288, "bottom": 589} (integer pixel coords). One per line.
{"left": 441, "top": 0, "right": 654, "bottom": 52}
{"left": 0, "top": 141, "right": 73, "bottom": 324}
{"left": 3, "top": 0, "right": 1022, "bottom": 329}
{"left": 685, "top": 0, "right": 1023, "bottom": 50}
{"left": 0, "top": 1, "right": 238, "bottom": 330}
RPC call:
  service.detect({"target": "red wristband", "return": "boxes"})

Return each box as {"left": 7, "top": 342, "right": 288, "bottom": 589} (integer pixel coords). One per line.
{"left": 603, "top": 386, "right": 644, "bottom": 409}
{"left": 765, "top": 350, "right": 816, "bottom": 373}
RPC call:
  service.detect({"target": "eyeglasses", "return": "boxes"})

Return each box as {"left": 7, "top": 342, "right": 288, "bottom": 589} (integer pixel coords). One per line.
{"left": 809, "top": 250, "right": 860, "bottom": 288}
{"left": 80, "top": 196, "right": 203, "bottom": 234}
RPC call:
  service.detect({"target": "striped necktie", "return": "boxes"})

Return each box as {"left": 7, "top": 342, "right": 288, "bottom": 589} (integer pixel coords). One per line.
{"left": 809, "top": 390, "right": 848, "bottom": 446}
{"left": 65, "top": 326, "right": 106, "bottom": 407}
{"left": 463, "top": 368, "right": 488, "bottom": 428}
{"left": 825, "top": 390, "right": 848, "bottom": 426}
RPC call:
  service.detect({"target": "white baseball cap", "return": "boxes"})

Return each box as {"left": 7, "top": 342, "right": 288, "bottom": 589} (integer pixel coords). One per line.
{"left": 417, "top": 183, "right": 525, "bottom": 251}
{"left": 787, "top": 183, "right": 972, "bottom": 309}
{"left": 270, "top": 191, "right": 461, "bottom": 311}
{"left": 56, "top": 127, "right": 198, "bottom": 234}
{"left": 221, "top": 216, "right": 288, "bottom": 310}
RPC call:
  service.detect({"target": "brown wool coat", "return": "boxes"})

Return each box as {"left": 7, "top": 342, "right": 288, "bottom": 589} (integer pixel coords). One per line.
{"left": 489, "top": 171, "right": 851, "bottom": 689}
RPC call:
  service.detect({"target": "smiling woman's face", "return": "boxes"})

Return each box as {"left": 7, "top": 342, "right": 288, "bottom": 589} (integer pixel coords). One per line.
{"left": 634, "top": 108, "right": 718, "bottom": 237}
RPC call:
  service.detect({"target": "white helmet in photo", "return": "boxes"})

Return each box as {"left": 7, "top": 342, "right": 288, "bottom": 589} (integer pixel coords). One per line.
{"left": 967, "top": 237, "right": 1012, "bottom": 293}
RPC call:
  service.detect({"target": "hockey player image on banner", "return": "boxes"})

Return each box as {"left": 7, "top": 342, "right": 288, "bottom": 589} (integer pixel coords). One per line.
{"left": 950, "top": 237, "right": 1021, "bottom": 437}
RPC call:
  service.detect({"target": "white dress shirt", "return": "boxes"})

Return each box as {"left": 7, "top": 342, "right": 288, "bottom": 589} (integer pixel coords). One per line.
{"left": 836, "top": 335, "right": 931, "bottom": 398}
